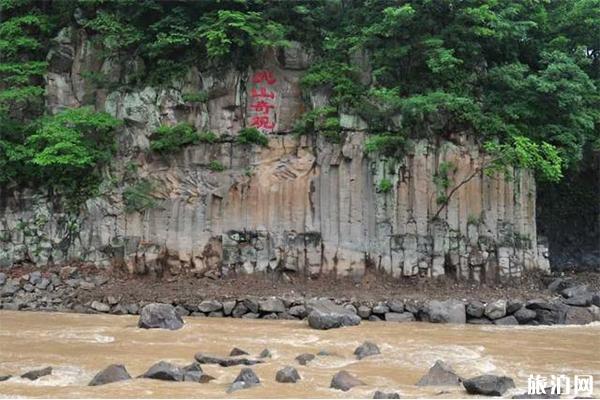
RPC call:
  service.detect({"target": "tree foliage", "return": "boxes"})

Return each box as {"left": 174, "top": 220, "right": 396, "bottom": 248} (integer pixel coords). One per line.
{"left": 1, "top": 0, "right": 598, "bottom": 202}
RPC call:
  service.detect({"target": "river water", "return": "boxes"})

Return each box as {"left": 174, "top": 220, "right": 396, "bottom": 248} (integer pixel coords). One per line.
{"left": 0, "top": 311, "right": 598, "bottom": 398}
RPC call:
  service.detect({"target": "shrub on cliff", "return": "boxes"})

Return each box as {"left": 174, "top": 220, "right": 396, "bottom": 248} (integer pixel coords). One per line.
{"left": 150, "top": 123, "right": 217, "bottom": 153}
{"left": 2, "top": 107, "right": 121, "bottom": 207}
{"left": 236, "top": 128, "right": 269, "bottom": 147}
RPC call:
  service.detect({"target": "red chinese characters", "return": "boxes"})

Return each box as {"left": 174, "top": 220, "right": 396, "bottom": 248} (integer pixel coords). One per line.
{"left": 249, "top": 70, "right": 276, "bottom": 131}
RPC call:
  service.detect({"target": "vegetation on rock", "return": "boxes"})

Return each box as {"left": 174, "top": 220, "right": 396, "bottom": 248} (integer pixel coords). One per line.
{"left": 236, "top": 128, "right": 269, "bottom": 147}
{"left": 150, "top": 123, "right": 217, "bottom": 154}
{"left": 1, "top": 0, "right": 598, "bottom": 206}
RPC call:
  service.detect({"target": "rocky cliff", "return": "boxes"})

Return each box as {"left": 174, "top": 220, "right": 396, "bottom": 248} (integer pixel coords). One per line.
{"left": 0, "top": 27, "right": 550, "bottom": 282}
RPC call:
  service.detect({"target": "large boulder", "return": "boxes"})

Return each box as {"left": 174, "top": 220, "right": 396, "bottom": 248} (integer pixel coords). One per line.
{"left": 564, "top": 306, "right": 594, "bottom": 325}
{"left": 228, "top": 347, "right": 248, "bottom": 356}
{"left": 21, "top": 367, "right": 52, "bottom": 380}
{"left": 463, "top": 375, "right": 515, "bottom": 396}
{"left": 88, "top": 364, "right": 131, "bottom": 386}
{"left": 354, "top": 341, "right": 381, "bottom": 360}
{"left": 592, "top": 293, "right": 600, "bottom": 307}
{"left": 425, "top": 300, "right": 466, "bottom": 324}
{"left": 295, "top": 353, "right": 315, "bottom": 366}
{"left": 141, "top": 361, "right": 184, "bottom": 381}
{"left": 259, "top": 348, "right": 272, "bottom": 358}
{"left": 194, "top": 353, "right": 263, "bottom": 367}
{"left": 182, "top": 362, "right": 205, "bottom": 382}
{"left": 514, "top": 307, "right": 537, "bottom": 324}
{"left": 564, "top": 294, "right": 592, "bottom": 307}
{"left": 288, "top": 305, "right": 307, "bottom": 318}
{"left": 138, "top": 303, "right": 184, "bottom": 330}
{"left": 276, "top": 366, "right": 301, "bottom": 383}
{"left": 306, "top": 299, "right": 361, "bottom": 330}
{"left": 466, "top": 301, "right": 485, "bottom": 318}
{"left": 506, "top": 300, "right": 523, "bottom": 315}
{"left": 525, "top": 299, "right": 557, "bottom": 311}
{"left": 198, "top": 300, "right": 222, "bottom": 313}
{"left": 357, "top": 305, "right": 372, "bottom": 319}
{"left": 561, "top": 284, "right": 589, "bottom": 299}
{"left": 416, "top": 360, "right": 461, "bottom": 386}
{"left": 484, "top": 300, "right": 507, "bottom": 320}
{"left": 227, "top": 368, "right": 260, "bottom": 393}
{"left": 258, "top": 297, "right": 286, "bottom": 313}
{"left": 330, "top": 370, "right": 365, "bottom": 391}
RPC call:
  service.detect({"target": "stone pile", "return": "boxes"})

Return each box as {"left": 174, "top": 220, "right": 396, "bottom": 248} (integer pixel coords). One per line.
{"left": 1, "top": 271, "right": 599, "bottom": 326}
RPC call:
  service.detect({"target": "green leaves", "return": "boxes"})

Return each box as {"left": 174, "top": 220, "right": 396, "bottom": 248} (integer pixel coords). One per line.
{"left": 236, "top": 127, "right": 269, "bottom": 147}
{"left": 84, "top": 10, "right": 144, "bottom": 51}
{"left": 485, "top": 136, "right": 564, "bottom": 183}
{"left": 196, "top": 10, "right": 288, "bottom": 60}
{"left": 149, "top": 123, "right": 216, "bottom": 153}
{"left": 26, "top": 107, "right": 121, "bottom": 168}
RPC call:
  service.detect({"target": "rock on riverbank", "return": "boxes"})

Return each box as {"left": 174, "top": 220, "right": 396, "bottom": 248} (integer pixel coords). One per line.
{"left": 1, "top": 268, "right": 599, "bottom": 327}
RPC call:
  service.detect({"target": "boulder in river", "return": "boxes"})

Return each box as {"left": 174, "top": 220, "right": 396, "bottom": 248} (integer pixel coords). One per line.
{"left": 425, "top": 300, "right": 466, "bottom": 324}
{"left": 141, "top": 361, "right": 184, "bottom": 381}
{"left": 295, "top": 353, "right": 315, "bottom": 365}
{"left": 276, "top": 366, "right": 301, "bottom": 383}
{"left": 330, "top": 370, "right": 366, "bottom": 391}
{"left": 21, "top": 367, "right": 52, "bottom": 380}
{"left": 229, "top": 347, "right": 249, "bottom": 356}
{"left": 194, "top": 353, "right": 263, "bottom": 367}
{"left": 306, "top": 299, "right": 361, "bottom": 330}
{"left": 416, "top": 360, "right": 461, "bottom": 386}
{"left": 0, "top": 375, "right": 11, "bottom": 382}
{"left": 182, "top": 362, "right": 204, "bottom": 382}
{"left": 227, "top": 368, "right": 260, "bottom": 393}
{"left": 138, "top": 303, "right": 184, "bottom": 330}
{"left": 88, "top": 364, "right": 131, "bottom": 386}
{"left": 259, "top": 348, "right": 272, "bottom": 358}
{"left": 354, "top": 341, "right": 381, "bottom": 360}
{"left": 463, "top": 374, "right": 515, "bottom": 396}
{"left": 373, "top": 390, "right": 401, "bottom": 399}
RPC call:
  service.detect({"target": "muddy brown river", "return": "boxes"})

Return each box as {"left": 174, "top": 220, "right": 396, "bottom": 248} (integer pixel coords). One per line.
{"left": 0, "top": 311, "right": 598, "bottom": 398}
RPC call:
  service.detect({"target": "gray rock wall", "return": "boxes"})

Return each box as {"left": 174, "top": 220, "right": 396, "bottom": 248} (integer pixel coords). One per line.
{"left": 0, "top": 27, "right": 550, "bottom": 281}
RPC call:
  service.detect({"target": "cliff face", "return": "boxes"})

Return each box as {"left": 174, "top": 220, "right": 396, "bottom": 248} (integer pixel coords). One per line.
{"left": 0, "top": 28, "right": 550, "bottom": 281}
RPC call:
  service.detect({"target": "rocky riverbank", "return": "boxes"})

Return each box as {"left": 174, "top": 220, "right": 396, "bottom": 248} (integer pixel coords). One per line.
{"left": 1, "top": 265, "right": 599, "bottom": 326}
